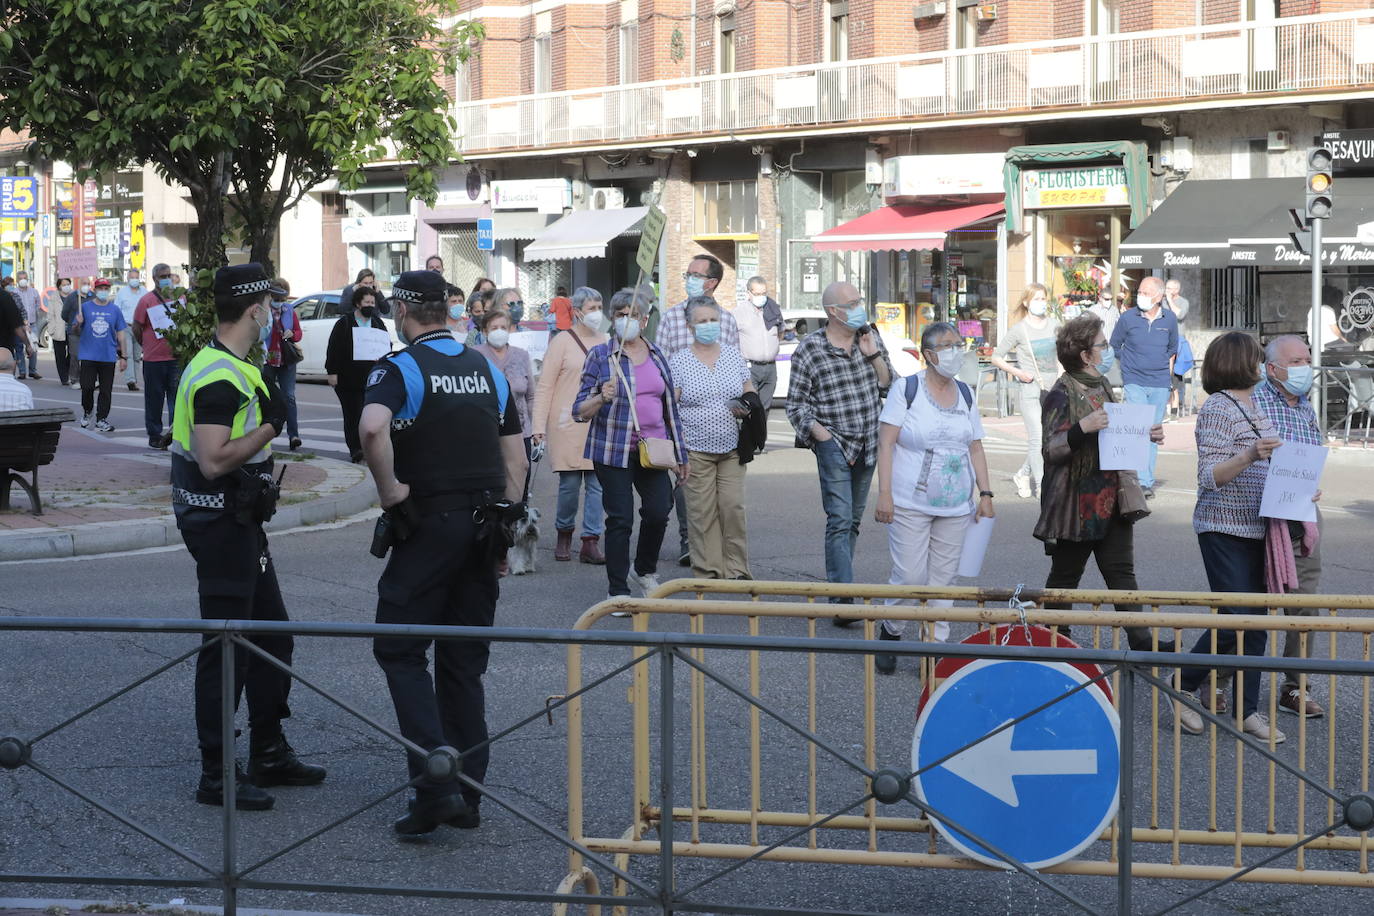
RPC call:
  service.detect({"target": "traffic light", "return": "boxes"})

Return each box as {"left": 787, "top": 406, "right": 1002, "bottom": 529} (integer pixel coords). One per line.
{"left": 1306, "top": 146, "right": 1334, "bottom": 220}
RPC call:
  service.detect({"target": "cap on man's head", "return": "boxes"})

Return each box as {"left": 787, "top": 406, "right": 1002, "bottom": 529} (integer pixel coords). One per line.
{"left": 93, "top": 278, "right": 112, "bottom": 289}
{"left": 213, "top": 262, "right": 286, "bottom": 299}
{"left": 389, "top": 269, "right": 448, "bottom": 304}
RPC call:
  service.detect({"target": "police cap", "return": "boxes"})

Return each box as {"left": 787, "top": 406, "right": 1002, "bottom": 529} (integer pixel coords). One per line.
{"left": 214, "top": 262, "right": 287, "bottom": 299}
{"left": 389, "top": 269, "right": 448, "bottom": 304}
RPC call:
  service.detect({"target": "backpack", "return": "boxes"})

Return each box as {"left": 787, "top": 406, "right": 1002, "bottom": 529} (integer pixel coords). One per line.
{"left": 905, "top": 373, "right": 973, "bottom": 411}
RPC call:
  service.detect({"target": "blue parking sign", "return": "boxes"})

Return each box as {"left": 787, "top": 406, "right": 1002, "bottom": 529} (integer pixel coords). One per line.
{"left": 1, "top": 177, "right": 38, "bottom": 218}
{"left": 912, "top": 659, "right": 1120, "bottom": 870}
{"left": 477, "top": 218, "right": 494, "bottom": 251}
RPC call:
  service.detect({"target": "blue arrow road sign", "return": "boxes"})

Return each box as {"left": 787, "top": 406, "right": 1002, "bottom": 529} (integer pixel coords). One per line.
{"left": 912, "top": 659, "right": 1120, "bottom": 870}
{"left": 477, "top": 218, "right": 495, "bottom": 251}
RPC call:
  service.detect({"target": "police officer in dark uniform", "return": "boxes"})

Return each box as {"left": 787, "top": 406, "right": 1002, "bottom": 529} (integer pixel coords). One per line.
{"left": 170, "top": 263, "right": 327, "bottom": 810}
{"left": 361, "top": 269, "right": 528, "bottom": 836}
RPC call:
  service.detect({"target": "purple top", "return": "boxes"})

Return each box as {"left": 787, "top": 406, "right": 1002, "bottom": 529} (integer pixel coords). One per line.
{"left": 632, "top": 355, "right": 668, "bottom": 442}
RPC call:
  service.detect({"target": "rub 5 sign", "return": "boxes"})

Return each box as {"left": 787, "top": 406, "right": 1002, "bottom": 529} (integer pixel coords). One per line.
{"left": 0, "top": 177, "right": 38, "bottom": 219}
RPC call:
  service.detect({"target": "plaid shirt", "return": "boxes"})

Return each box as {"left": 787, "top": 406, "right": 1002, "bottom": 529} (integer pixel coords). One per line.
{"left": 572, "top": 340, "right": 689, "bottom": 468}
{"left": 654, "top": 299, "right": 740, "bottom": 358}
{"left": 1251, "top": 379, "right": 1322, "bottom": 446}
{"left": 785, "top": 328, "right": 894, "bottom": 465}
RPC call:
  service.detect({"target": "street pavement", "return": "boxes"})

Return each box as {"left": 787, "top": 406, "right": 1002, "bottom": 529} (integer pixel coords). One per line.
{"left": 4, "top": 364, "right": 1374, "bottom": 915}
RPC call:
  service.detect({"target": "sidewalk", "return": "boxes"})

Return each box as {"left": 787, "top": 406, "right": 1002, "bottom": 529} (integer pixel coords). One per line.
{"left": 0, "top": 425, "right": 376, "bottom": 561}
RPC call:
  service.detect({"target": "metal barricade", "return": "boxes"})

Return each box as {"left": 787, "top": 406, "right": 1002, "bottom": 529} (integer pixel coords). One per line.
{"left": 558, "top": 580, "right": 1374, "bottom": 914}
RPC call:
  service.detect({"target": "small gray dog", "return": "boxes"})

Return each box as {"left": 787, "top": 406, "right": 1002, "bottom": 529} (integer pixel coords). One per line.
{"left": 507, "top": 505, "right": 541, "bottom": 575}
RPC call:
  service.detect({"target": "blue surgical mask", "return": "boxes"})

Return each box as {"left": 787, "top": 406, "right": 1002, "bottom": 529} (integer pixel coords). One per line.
{"left": 685, "top": 275, "right": 706, "bottom": 298}
{"left": 1096, "top": 345, "right": 1116, "bottom": 375}
{"left": 158, "top": 277, "right": 172, "bottom": 290}
{"left": 844, "top": 304, "right": 868, "bottom": 330}
{"left": 1279, "top": 364, "right": 1313, "bottom": 397}
{"left": 257, "top": 307, "right": 272, "bottom": 344}
{"left": 94, "top": 288, "right": 110, "bottom": 301}
{"left": 614, "top": 316, "right": 642, "bottom": 341}
{"left": 396, "top": 307, "right": 411, "bottom": 346}
{"left": 693, "top": 321, "right": 721, "bottom": 345}
{"left": 449, "top": 304, "right": 465, "bottom": 322}
{"left": 128, "top": 278, "right": 142, "bottom": 289}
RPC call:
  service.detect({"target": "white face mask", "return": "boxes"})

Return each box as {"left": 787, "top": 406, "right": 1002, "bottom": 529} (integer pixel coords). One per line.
{"left": 80, "top": 284, "right": 91, "bottom": 294}
{"left": 16, "top": 279, "right": 28, "bottom": 289}
{"left": 1137, "top": 294, "right": 1154, "bottom": 311}
{"left": 930, "top": 346, "right": 965, "bottom": 379}
{"left": 750, "top": 294, "right": 767, "bottom": 308}
{"left": 59, "top": 283, "right": 72, "bottom": 294}
{"left": 487, "top": 328, "right": 510, "bottom": 349}
{"left": 1028, "top": 299, "right": 1048, "bottom": 317}
{"left": 580, "top": 309, "right": 604, "bottom": 331}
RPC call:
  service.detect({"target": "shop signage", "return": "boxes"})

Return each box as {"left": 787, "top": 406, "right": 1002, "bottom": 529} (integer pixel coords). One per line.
{"left": 95, "top": 218, "right": 120, "bottom": 266}
{"left": 1319, "top": 129, "right": 1374, "bottom": 176}
{"left": 800, "top": 255, "right": 821, "bottom": 293}
{"left": 1229, "top": 241, "right": 1374, "bottom": 267}
{"left": 340, "top": 215, "right": 416, "bottom": 244}
{"left": 1343, "top": 287, "right": 1374, "bottom": 331}
{"left": 476, "top": 218, "right": 494, "bottom": 251}
{"left": 882, "top": 153, "right": 1005, "bottom": 199}
{"left": 1022, "top": 166, "right": 1129, "bottom": 210}
{"left": 0, "top": 177, "right": 38, "bottom": 218}
{"left": 491, "top": 178, "right": 572, "bottom": 212}
{"left": 635, "top": 203, "right": 667, "bottom": 277}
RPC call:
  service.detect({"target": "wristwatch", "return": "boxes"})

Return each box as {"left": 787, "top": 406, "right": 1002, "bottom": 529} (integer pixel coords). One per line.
{"left": 979, "top": 490, "right": 995, "bottom": 499}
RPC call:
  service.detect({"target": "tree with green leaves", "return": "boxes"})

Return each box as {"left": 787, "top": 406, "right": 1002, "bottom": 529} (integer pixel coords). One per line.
{"left": 0, "top": 0, "right": 480, "bottom": 354}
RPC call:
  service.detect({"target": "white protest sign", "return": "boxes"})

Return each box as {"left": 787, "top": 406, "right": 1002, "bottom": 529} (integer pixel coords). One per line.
{"left": 146, "top": 303, "right": 175, "bottom": 330}
{"left": 957, "top": 515, "right": 995, "bottom": 578}
{"left": 352, "top": 326, "right": 392, "bottom": 361}
{"left": 56, "top": 247, "right": 98, "bottom": 278}
{"left": 1098, "top": 402, "right": 1156, "bottom": 473}
{"left": 1260, "top": 441, "right": 1325, "bottom": 523}
{"left": 510, "top": 329, "right": 549, "bottom": 366}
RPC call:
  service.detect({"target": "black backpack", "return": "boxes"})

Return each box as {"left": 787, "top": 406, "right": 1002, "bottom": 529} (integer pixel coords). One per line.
{"left": 904, "top": 373, "right": 973, "bottom": 410}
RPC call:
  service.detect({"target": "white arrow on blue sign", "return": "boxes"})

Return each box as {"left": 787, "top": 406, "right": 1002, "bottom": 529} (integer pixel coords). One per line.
{"left": 911, "top": 658, "right": 1120, "bottom": 870}
{"left": 477, "top": 218, "right": 495, "bottom": 251}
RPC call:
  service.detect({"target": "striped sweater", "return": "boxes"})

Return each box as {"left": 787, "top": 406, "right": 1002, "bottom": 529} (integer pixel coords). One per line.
{"left": 1192, "top": 392, "right": 1277, "bottom": 540}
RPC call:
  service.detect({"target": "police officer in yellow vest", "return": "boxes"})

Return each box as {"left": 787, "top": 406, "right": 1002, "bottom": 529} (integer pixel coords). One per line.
{"left": 360, "top": 269, "right": 528, "bottom": 836}
{"left": 171, "top": 263, "right": 326, "bottom": 811}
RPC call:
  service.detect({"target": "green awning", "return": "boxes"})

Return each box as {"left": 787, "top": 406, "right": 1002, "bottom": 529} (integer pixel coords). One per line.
{"left": 1002, "top": 141, "right": 1151, "bottom": 233}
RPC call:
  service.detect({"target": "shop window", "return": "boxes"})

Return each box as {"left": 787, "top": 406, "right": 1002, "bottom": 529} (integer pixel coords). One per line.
{"left": 1043, "top": 209, "right": 1121, "bottom": 310}
{"left": 694, "top": 180, "right": 758, "bottom": 235}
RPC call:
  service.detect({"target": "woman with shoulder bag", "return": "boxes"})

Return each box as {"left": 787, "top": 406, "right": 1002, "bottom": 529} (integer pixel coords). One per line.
{"left": 1034, "top": 314, "right": 1171, "bottom": 652}
{"left": 991, "top": 283, "right": 1060, "bottom": 499}
{"left": 573, "top": 286, "right": 689, "bottom": 604}
{"left": 872, "top": 322, "right": 994, "bottom": 673}
{"left": 262, "top": 278, "right": 303, "bottom": 450}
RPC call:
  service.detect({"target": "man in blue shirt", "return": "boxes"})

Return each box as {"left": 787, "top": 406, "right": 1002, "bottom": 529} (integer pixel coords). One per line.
{"left": 1109, "top": 276, "right": 1178, "bottom": 496}
{"left": 74, "top": 278, "right": 130, "bottom": 431}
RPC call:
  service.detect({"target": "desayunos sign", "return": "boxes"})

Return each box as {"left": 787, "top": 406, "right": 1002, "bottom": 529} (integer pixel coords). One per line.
{"left": 1022, "top": 166, "right": 1129, "bottom": 210}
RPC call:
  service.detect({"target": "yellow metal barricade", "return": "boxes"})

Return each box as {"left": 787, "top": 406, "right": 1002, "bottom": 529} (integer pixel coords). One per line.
{"left": 555, "top": 580, "right": 1374, "bottom": 913}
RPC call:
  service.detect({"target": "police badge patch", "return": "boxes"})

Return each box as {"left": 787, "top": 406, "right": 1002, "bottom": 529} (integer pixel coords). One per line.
{"left": 366, "top": 367, "right": 387, "bottom": 388}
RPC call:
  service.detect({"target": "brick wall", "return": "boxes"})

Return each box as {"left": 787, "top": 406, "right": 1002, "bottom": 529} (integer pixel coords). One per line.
{"left": 870, "top": 0, "right": 920, "bottom": 56}
{"left": 1053, "top": 0, "right": 1085, "bottom": 39}
{"left": 751, "top": 0, "right": 793, "bottom": 69}
{"left": 641, "top": 0, "right": 694, "bottom": 81}
{"left": 915, "top": 15, "right": 947, "bottom": 52}
{"left": 1202, "top": 0, "right": 1241, "bottom": 25}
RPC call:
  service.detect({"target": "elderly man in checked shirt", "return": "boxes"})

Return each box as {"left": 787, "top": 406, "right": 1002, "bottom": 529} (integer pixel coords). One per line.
{"left": 1253, "top": 334, "right": 1326, "bottom": 719}
{"left": 786, "top": 281, "right": 893, "bottom": 619}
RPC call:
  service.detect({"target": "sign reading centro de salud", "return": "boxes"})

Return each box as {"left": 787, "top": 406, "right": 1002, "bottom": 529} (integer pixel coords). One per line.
{"left": 1022, "top": 166, "right": 1130, "bottom": 210}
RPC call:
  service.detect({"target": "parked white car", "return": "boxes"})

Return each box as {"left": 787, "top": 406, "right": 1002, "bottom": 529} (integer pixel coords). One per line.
{"left": 289, "top": 289, "right": 400, "bottom": 380}
{"left": 774, "top": 309, "right": 920, "bottom": 403}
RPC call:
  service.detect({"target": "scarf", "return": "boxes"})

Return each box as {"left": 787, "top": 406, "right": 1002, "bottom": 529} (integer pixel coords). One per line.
{"left": 1065, "top": 369, "right": 1112, "bottom": 485}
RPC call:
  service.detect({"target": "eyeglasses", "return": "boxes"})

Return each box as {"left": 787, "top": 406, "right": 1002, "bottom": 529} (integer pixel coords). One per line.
{"left": 1091, "top": 341, "right": 1109, "bottom": 350}
{"left": 682, "top": 271, "right": 710, "bottom": 280}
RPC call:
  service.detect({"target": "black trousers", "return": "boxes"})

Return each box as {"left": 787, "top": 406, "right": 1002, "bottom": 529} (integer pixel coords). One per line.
{"left": 80, "top": 360, "right": 115, "bottom": 420}
{"left": 373, "top": 507, "right": 498, "bottom": 806}
{"left": 1043, "top": 515, "right": 1156, "bottom": 647}
{"left": 334, "top": 386, "right": 364, "bottom": 456}
{"left": 52, "top": 340, "right": 69, "bottom": 385}
{"left": 180, "top": 512, "right": 294, "bottom": 766}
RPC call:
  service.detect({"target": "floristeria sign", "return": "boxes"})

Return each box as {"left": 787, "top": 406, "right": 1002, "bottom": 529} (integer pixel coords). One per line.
{"left": 1022, "top": 166, "right": 1130, "bottom": 210}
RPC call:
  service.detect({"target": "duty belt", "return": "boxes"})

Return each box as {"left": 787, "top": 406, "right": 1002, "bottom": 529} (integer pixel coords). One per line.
{"left": 172, "top": 487, "right": 226, "bottom": 510}
{"left": 412, "top": 490, "right": 492, "bottom": 515}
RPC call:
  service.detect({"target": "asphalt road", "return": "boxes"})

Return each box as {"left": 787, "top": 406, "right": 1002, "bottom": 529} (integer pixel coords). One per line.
{"left": 4, "top": 378, "right": 1374, "bottom": 916}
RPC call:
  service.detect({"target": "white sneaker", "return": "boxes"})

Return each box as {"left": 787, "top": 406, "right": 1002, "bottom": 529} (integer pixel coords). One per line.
{"left": 607, "top": 593, "right": 631, "bottom": 618}
{"left": 95, "top": 419, "right": 115, "bottom": 433}
{"left": 1242, "top": 712, "right": 1286, "bottom": 744}
{"left": 628, "top": 570, "right": 662, "bottom": 597}
{"left": 79, "top": 413, "right": 91, "bottom": 428}
{"left": 1012, "top": 470, "right": 1033, "bottom": 499}
{"left": 1175, "top": 701, "right": 1203, "bottom": 735}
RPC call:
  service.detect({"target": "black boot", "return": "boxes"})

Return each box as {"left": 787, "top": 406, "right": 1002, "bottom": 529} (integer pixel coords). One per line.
{"left": 394, "top": 793, "right": 470, "bottom": 836}
{"left": 1126, "top": 628, "right": 1177, "bottom": 653}
{"left": 875, "top": 627, "right": 900, "bottom": 676}
{"left": 247, "top": 737, "right": 327, "bottom": 788}
{"left": 197, "top": 762, "right": 275, "bottom": 810}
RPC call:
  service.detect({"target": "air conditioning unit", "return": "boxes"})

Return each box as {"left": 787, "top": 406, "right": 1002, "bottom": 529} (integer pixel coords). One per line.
{"left": 1267, "top": 130, "right": 1291, "bottom": 152}
{"left": 974, "top": 3, "right": 997, "bottom": 20}
{"left": 591, "top": 187, "right": 626, "bottom": 210}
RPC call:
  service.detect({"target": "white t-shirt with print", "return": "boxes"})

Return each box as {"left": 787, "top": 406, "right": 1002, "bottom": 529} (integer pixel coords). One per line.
{"left": 879, "top": 370, "right": 985, "bottom": 516}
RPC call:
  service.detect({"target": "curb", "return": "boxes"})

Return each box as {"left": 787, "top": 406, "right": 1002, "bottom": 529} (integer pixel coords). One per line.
{"left": 0, "top": 899, "right": 373, "bottom": 916}
{"left": 0, "top": 457, "right": 376, "bottom": 562}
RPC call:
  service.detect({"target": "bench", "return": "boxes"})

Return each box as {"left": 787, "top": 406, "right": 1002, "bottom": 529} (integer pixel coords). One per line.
{"left": 0, "top": 407, "right": 76, "bottom": 516}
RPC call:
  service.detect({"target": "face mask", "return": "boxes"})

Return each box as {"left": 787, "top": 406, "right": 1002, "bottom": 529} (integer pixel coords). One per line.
{"left": 1279, "top": 364, "right": 1314, "bottom": 396}
{"left": 1095, "top": 345, "right": 1116, "bottom": 375}
{"left": 750, "top": 294, "right": 767, "bottom": 308}
{"left": 94, "top": 289, "right": 109, "bottom": 302}
{"left": 158, "top": 277, "right": 172, "bottom": 290}
{"left": 614, "top": 316, "right": 641, "bottom": 341}
{"left": 930, "top": 346, "right": 965, "bottom": 379}
{"left": 395, "top": 308, "right": 411, "bottom": 346}
{"left": 16, "top": 279, "right": 28, "bottom": 289}
{"left": 487, "top": 328, "right": 511, "bottom": 348}
{"left": 80, "top": 284, "right": 91, "bottom": 295}
{"left": 1028, "top": 299, "right": 1048, "bottom": 317}
{"left": 360, "top": 305, "right": 375, "bottom": 319}
{"left": 1137, "top": 295, "right": 1154, "bottom": 311}
{"left": 1257, "top": 362, "right": 1267, "bottom": 385}
{"left": 257, "top": 307, "right": 272, "bottom": 344}
{"left": 581, "top": 309, "right": 604, "bottom": 332}
{"left": 128, "top": 278, "right": 141, "bottom": 288}
{"left": 448, "top": 304, "right": 464, "bottom": 322}
{"left": 685, "top": 275, "right": 706, "bottom": 298}
{"left": 693, "top": 321, "right": 721, "bottom": 345}
{"left": 508, "top": 304, "right": 524, "bottom": 324}
{"left": 59, "top": 283, "right": 71, "bottom": 294}
{"left": 844, "top": 304, "right": 868, "bottom": 330}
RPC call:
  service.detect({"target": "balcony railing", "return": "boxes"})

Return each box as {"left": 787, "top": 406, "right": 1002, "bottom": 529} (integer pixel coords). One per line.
{"left": 452, "top": 9, "right": 1374, "bottom": 155}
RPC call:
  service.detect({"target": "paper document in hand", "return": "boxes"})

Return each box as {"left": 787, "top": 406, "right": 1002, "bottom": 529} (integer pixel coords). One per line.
{"left": 1260, "top": 441, "right": 1325, "bottom": 523}
{"left": 146, "top": 304, "right": 176, "bottom": 332}
{"left": 1098, "top": 403, "right": 1156, "bottom": 472}
{"left": 352, "top": 327, "right": 392, "bottom": 362}
{"left": 958, "top": 515, "right": 995, "bottom": 577}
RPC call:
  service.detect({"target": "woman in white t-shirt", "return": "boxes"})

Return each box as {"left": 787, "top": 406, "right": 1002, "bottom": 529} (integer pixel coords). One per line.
{"left": 872, "top": 322, "right": 995, "bottom": 673}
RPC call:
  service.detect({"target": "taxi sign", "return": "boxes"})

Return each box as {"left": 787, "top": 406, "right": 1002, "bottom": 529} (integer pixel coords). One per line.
{"left": 912, "top": 658, "right": 1120, "bottom": 870}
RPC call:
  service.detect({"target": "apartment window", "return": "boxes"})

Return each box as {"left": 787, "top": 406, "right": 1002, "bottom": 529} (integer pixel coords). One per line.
{"left": 694, "top": 180, "right": 758, "bottom": 235}
{"left": 827, "top": 0, "right": 849, "bottom": 62}
{"left": 718, "top": 11, "right": 736, "bottom": 75}
{"left": 534, "top": 33, "right": 552, "bottom": 94}
{"left": 619, "top": 21, "right": 640, "bottom": 84}
{"left": 953, "top": 2, "right": 977, "bottom": 50}
{"left": 1089, "top": 0, "right": 1118, "bottom": 36}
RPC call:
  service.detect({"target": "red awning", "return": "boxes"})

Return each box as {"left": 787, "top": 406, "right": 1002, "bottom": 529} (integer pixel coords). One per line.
{"left": 810, "top": 202, "right": 1005, "bottom": 252}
